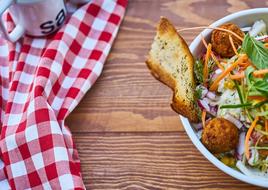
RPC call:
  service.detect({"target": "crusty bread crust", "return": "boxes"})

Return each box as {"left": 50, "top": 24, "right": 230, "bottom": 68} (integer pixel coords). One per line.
{"left": 146, "top": 17, "right": 199, "bottom": 123}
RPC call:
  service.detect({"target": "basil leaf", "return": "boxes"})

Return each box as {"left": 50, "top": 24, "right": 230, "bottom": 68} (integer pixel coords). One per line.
{"left": 245, "top": 66, "right": 255, "bottom": 87}
{"left": 242, "top": 34, "right": 268, "bottom": 69}
{"left": 255, "top": 80, "right": 268, "bottom": 96}
{"left": 245, "top": 66, "right": 268, "bottom": 97}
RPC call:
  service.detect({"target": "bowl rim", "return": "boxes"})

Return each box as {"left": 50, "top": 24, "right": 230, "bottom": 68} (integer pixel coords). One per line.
{"left": 182, "top": 7, "right": 268, "bottom": 188}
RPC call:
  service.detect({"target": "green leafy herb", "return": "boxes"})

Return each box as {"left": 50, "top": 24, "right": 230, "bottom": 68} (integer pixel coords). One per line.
{"left": 233, "top": 77, "right": 244, "bottom": 104}
{"left": 245, "top": 66, "right": 255, "bottom": 87}
{"left": 194, "top": 58, "right": 216, "bottom": 85}
{"left": 245, "top": 66, "right": 268, "bottom": 97}
{"left": 220, "top": 103, "right": 252, "bottom": 109}
{"left": 254, "top": 78, "right": 268, "bottom": 96}
{"left": 194, "top": 59, "right": 203, "bottom": 84}
{"left": 242, "top": 33, "right": 268, "bottom": 69}
{"left": 194, "top": 87, "right": 202, "bottom": 99}
{"left": 208, "top": 58, "right": 216, "bottom": 74}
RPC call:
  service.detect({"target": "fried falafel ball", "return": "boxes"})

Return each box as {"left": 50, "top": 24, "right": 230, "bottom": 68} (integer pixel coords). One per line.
{"left": 211, "top": 23, "right": 244, "bottom": 58}
{"left": 201, "top": 118, "right": 239, "bottom": 154}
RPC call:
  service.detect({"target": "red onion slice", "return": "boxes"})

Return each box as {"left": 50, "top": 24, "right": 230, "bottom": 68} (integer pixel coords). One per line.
{"left": 236, "top": 132, "right": 246, "bottom": 160}
{"left": 224, "top": 114, "right": 243, "bottom": 129}
{"left": 198, "top": 99, "right": 210, "bottom": 112}
{"left": 206, "top": 91, "right": 217, "bottom": 100}
{"left": 196, "top": 85, "right": 208, "bottom": 99}
{"left": 255, "top": 35, "right": 268, "bottom": 41}
{"left": 241, "top": 26, "right": 251, "bottom": 32}
{"left": 193, "top": 122, "right": 203, "bottom": 131}
{"left": 215, "top": 69, "right": 222, "bottom": 74}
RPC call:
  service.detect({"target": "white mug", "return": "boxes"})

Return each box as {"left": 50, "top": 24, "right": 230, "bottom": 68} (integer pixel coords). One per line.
{"left": 0, "top": 0, "right": 67, "bottom": 42}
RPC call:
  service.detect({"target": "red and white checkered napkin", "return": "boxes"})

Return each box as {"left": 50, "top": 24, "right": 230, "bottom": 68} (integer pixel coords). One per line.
{"left": 0, "top": 0, "right": 127, "bottom": 189}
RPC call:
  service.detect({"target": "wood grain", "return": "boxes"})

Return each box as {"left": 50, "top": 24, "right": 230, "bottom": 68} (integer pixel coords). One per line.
{"left": 74, "top": 132, "right": 263, "bottom": 190}
{"left": 66, "top": 0, "right": 268, "bottom": 189}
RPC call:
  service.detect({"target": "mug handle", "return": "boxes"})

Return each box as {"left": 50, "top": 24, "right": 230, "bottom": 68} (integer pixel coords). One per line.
{"left": 0, "top": 0, "right": 25, "bottom": 42}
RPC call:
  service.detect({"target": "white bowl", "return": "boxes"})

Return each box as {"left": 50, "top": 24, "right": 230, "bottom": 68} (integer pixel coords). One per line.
{"left": 181, "top": 8, "right": 268, "bottom": 188}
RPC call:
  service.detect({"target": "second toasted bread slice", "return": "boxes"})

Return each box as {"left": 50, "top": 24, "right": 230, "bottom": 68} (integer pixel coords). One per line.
{"left": 146, "top": 17, "right": 199, "bottom": 123}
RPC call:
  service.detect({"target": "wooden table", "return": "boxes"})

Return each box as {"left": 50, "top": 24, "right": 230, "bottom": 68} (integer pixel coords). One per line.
{"left": 66, "top": 1, "right": 267, "bottom": 189}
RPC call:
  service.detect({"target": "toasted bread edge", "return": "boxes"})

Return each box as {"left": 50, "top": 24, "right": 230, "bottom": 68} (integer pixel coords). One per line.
{"left": 146, "top": 17, "right": 199, "bottom": 123}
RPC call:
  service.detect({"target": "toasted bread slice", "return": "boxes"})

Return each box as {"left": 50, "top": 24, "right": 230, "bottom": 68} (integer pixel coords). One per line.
{"left": 146, "top": 17, "right": 199, "bottom": 123}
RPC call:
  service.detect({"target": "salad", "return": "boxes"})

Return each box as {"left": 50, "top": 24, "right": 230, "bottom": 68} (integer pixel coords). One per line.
{"left": 194, "top": 20, "right": 268, "bottom": 177}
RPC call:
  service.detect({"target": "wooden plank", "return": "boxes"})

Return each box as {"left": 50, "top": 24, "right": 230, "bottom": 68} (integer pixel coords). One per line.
{"left": 74, "top": 132, "right": 262, "bottom": 189}
{"left": 67, "top": 111, "right": 183, "bottom": 132}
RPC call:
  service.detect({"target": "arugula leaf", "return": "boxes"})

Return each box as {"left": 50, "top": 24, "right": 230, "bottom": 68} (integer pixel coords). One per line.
{"left": 242, "top": 34, "right": 268, "bottom": 69}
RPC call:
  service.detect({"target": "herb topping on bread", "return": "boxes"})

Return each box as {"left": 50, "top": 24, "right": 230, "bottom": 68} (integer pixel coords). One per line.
{"left": 146, "top": 17, "right": 199, "bottom": 123}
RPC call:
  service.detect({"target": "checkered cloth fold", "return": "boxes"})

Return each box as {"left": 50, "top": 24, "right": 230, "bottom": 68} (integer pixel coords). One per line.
{"left": 0, "top": 0, "right": 127, "bottom": 189}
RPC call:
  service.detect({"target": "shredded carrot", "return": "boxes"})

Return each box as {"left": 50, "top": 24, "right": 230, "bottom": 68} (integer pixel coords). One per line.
{"left": 200, "top": 34, "right": 208, "bottom": 48}
{"left": 239, "top": 65, "right": 251, "bottom": 72}
{"left": 245, "top": 116, "right": 259, "bottom": 160}
{"left": 229, "top": 35, "right": 239, "bottom": 56}
{"left": 248, "top": 96, "right": 267, "bottom": 101}
{"left": 230, "top": 73, "right": 244, "bottom": 80}
{"left": 178, "top": 26, "right": 244, "bottom": 41}
{"left": 254, "top": 69, "right": 268, "bottom": 76}
{"left": 238, "top": 62, "right": 249, "bottom": 66}
{"left": 237, "top": 56, "right": 251, "bottom": 71}
{"left": 265, "top": 120, "right": 268, "bottom": 133}
{"left": 201, "top": 34, "right": 224, "bottom": 70}
{"left": 211, "top": 53, "right": 225, "bottom": 71}
{"left": 202, "top": 110, "right": 206, "bottom": 128}
{"left": 256, "top": 68, "right": 268, "bottom": 73}
{"left": 209, "top": 55, "right": 245, "bottom": 91}
{"left": 265, "top": 43, "right": 268, "bottom": 48}
{"left": 238, "top": 62, "right": 251, "bottom": 70}
{"left": 230, "top": 69, "right": 268, "bottom": 80}
{"left": 203, "top": 43, "right": 211, "bottom": 87}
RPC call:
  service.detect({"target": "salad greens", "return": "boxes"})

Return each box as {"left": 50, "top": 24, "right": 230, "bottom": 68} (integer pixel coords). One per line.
{"left": 245, "top": 66, "right": 268, "bottom": 97}
{"left": 194, "top": 20, "right": 268, "bottom": 177}
{"left": 242, "top": 33, "right": 268, "bottom": 69}
{"left": 194, "top": 59, "right": 203, "bottom": 84}
{"left": 194, "top": 58, "right": 216, "bottom": 85}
